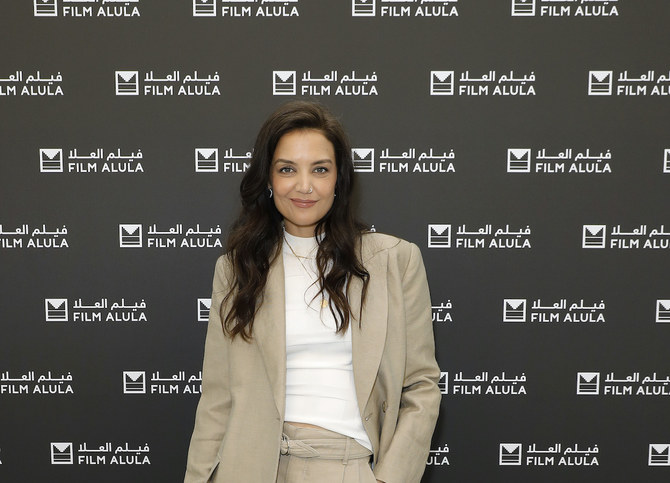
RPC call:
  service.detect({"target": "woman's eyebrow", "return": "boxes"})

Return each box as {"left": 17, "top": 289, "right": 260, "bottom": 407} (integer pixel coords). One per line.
{"left": 273, "top": 158, "right": 334, "bottom": 165}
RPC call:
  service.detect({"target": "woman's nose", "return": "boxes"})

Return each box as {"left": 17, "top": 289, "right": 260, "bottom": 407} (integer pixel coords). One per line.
{"left": 295, "top": 174, "right": 312, "bottom": 194}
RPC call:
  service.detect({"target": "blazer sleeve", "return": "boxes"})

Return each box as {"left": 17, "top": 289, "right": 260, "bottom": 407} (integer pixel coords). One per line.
{"left": 184, "top": 255, "right": 232, "bottom": 483}
{"left": 374, "top": 242, "right": 442, "bottom": 483}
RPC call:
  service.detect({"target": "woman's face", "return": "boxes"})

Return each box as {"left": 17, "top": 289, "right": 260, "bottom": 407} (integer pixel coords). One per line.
{"left": 270, "top": 129, "right": 337, "bottom": 237}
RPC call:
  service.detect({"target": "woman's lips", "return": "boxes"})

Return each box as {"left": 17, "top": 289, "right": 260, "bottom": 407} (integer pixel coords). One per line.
{"left": 290, "top": 198, "right": 317, "bottom": 208}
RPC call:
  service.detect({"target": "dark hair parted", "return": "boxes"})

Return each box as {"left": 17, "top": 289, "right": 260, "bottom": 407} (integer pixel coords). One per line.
{"left": 221, "top": 100, "right": 370, "bottom": 341}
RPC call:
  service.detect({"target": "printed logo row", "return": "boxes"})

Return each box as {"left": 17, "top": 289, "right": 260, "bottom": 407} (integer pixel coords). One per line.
{"left": 437, "top": 371, "right": 670, "bottom": 397}
{"left": 427, "top": 224, "right": 670, "bottom": 250}
{"left": 427, "top": 443, "right": 670, "bottom": 467}
{"left": 496, "top": 443, "right": 665, "bottom": 467}
{"left": 1, "top": 441, "right": 664, "bottom": 469}
{"left": 440, "top": 298, "right": 670, "bottom": 325}
{"left": 30, "top": 0, "right": 625, "bottom": 19}
{"left": 353, "top": 0, "right": 620, "bottom": 18}
{"left": 35, "top": 146, "right": 456, "bottom": 175}
{"left": 32, "top": 0, "right": 306, "bottom": 18}
{"left": 2, "top": 223, "right": 670, "bottom": 250}
{"left": 0, "top": 369, "right": 202, "bottom": 396}
{"left": 36, "top": 297, "right": 670, "bottom": 325}
{"left": 5, "top": 69, "right": 670, "bottom": 97}
{"left": 29, "top": 146, "right": 670, "bottom": 175}
{"left": 28, "top": 146, "right": 670, "bottom": 175}
{"left": 3, "top": 369, "right": 670, "bottom": 398}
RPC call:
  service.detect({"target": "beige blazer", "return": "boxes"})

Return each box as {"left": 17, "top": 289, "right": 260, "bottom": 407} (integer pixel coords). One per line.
{"left": 184, "top": 233, "right": 441, "bottom": 483}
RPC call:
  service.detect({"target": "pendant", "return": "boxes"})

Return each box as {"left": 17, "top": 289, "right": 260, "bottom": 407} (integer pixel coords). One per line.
{"left": 321, "top": 298, "right": 328, "bottom": 308}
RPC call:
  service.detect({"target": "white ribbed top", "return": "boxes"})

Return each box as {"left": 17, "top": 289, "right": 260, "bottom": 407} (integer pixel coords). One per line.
{"left": 281, "top": 231, "right": 371, "bottom": 450}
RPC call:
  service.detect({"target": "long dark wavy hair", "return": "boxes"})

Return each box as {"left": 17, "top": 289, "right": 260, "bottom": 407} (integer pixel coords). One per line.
{"left": 221, "top": 100, "right": 370, "bottom": 341}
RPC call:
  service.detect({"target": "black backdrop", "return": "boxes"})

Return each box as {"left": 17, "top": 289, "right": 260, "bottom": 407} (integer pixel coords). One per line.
{"left": 1, "top": 1, "right": 669, "bottom": 481}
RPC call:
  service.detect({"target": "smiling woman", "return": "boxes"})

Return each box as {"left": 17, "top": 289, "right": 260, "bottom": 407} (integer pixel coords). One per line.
{"left": 184, "top": 101, "right": 440, "bottom": 483}
{"left": 270, "top": 129, "right": 337, "bottom": 237}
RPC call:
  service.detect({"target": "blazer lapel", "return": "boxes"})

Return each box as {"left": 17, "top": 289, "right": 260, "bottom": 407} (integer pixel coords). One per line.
{"left": 351, "top": 249, "right": 388, "bottom": 414}
{"left": 252, "top": 253, "right": 287, "bottom": 418}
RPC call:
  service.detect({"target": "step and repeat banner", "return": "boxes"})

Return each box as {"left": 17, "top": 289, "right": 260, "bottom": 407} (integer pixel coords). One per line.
{"left": 1, "top": 1, "right": 669, "bottom": 481}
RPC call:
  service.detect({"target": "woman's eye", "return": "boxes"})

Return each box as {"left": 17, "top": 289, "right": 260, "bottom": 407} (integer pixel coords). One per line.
{"left": 278, "top": 166, "right": 294, "bottom": 173}
{"left": 314, "top": 167, "right": 328, "bottom": 173}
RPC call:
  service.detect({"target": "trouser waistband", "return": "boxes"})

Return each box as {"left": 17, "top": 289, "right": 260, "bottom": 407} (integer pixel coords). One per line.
{"left": 280, "top": 423, "right": 372, "bottom": 463}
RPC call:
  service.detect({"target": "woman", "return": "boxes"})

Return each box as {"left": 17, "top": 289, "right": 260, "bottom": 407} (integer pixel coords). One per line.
{"left": 184, "top": 101, "right": 441, "bottom": 483}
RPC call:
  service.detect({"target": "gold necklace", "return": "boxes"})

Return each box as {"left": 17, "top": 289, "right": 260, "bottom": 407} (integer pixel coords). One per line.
{"left": 283, "top": 236, "right": 329, "bottom": 309}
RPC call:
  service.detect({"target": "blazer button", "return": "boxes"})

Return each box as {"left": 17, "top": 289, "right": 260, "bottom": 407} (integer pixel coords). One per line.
{"left": 382, "top": 401, "right": 387, "bottom": 413}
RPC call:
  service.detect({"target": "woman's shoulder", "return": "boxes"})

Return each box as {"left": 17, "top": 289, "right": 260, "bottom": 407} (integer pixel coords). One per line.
{"left": 360, "top": 231, "right": 416, "bottom": 260}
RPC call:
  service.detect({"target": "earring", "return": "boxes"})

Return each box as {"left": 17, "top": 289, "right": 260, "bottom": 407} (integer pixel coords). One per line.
{"left": 268, "top": 187, "right": 273, "bottom": 198}
{"left": 308, "top": 186, "right": 313, "bottom": 194}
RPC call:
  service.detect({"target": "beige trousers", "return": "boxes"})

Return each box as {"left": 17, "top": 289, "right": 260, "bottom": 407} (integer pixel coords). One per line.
{"left": 276, "top": 423, "right": 376, "bottom": 483}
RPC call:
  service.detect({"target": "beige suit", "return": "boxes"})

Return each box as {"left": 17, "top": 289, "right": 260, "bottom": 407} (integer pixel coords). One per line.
{"left": 184, "top": 233, "right": 441, "bottom": 483}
